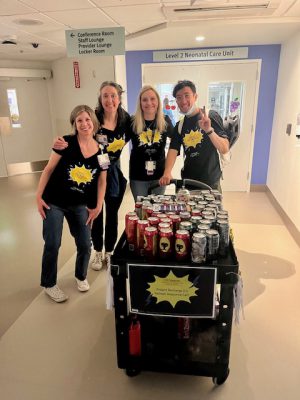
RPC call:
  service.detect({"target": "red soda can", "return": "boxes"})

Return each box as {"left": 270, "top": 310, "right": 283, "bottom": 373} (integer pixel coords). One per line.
{"left": 158, "top": 222, "right": 171, "bottom": 231}
{"left": 125, "top": 212, "right": 137, "bottom": 236}
{"left": 179, "top": 211, "right": 191, "bottom": 221}
{"left": 169, "top": 214, "right": 181, "bottom": 232}
{"left": 175, "top": 229, "right": 190, "bottom": 261}
{"left": 160, "top": 217, "right": 172, "bottom": 225}
{"left": 156, "top": 213, "right": 167, "bottom": 220}
{"left": 127, "top": 216, "right": 139, "bottom": 252}
{"left": 191, "top": 209, "right": 201, "bottom": 217}
{"left": 158, "top": 228, "right": 173, "bottom": 259}
{"left": 144, "top": 226, "right": 158, "bottom": 260}
{"left": 147, "top": 216, "right": 160, "bottom": 227}
{"left": 178, "top": 317, "right": 190, "bottom": 339}
{"left": 135, "top": 202, "right": 142, "bottom": 219}
{"left": 136, "top": 220, "right": 149, "bottom": 256}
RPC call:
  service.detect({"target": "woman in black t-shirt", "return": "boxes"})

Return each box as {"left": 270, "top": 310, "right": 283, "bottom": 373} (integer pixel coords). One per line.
{"left": 37, "top": 105, "right": 107, "bottom": 303}
{"left": 129, "top": 85, "right": 173, "bottom": 201}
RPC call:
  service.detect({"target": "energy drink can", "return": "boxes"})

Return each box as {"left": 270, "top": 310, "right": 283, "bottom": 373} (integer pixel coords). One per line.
{"left": 144, "top": 226, "right": 158, "bottom": 260}
{"left": 175, "top": 229, "right": 190, "bottom": 261}
{"left": 191, "top": 232, "right": 207, "bottom": 263}
{"left": 127, "top": 216, "right": 139, "bottom": 252}
{"left": 158, "top": 228, "right": 173, "bottom": 259}
{"left": 206, "top": 229, "right": 220, "bottom": 260}
{"left": 136, "top": 220, "right": 150, "bottom": 256}
{"left": 216, "top": 219, "right": 230, "bottom": 256}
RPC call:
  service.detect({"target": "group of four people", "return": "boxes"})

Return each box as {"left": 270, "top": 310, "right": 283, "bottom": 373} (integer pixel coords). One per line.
{"left": 37, "top": 79, "right": 230, "bottom": 303}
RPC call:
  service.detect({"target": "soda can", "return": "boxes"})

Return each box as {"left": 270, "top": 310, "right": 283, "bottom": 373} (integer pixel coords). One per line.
{"left": 204, "top": 214, "right": 216, "bottom": 229}
{"left": 197, "top": 223, "right": 211, "bottom": 235}
{"left": 127, "top": 216, "right": 139, "bottom": 252}
{"left": 135, "top": 202, "right": 143, "bottom": 219}
{"left": 211, "top": 190, "right": 222, "bottom": 201}
{"left": 145, "top": 205, "right": 153, "bottom": 218}
{"left": 160, "top": 217, "right": 172, "bottom": 226}
{"left": 125, "top": 212, "right": 137, "bottom": 236}
{"left": 202, "top": 210, "right": 214, "bottom": 218}
{"left": 147, "top": 216, "right": 160, "bottom": 227}
{"left": 142, "top": 201, "right": 152, "bottom": 220}
{"left": 191, "top": 232, "right": 207, "bottom": 263}
{"left": 179, "top": 221, "right": 193, "bottom": 234}
{"left": 169, "top": 214, "right": 181, "bottom": 232}
{"left": 201, "top": 218, "right": 213, "bottom": 228}
{"left": 159, "top": 228, "right": 173, "bottom": 259}
{"left": 158, "top": 222, "right": 171, "bottom": 231}
{"left": 206, "top": 229, "right": 220, "bottom": 260}
{"left": 179, "top": 211, "right": 191, "bottom": 221}
{"left": 178, "top": 317, "right": 190, "bottom": 339}
{"left": 187, "top": 201, "right": 197, "bottom": 210}
{"left": 204, "top": 206, "right": 217, "bottom": 218}
{"left": 136, "top": 220, "right": 150, "bottom": 256}
{"left": 156, "top": 213, "right": 168, "bottom": 220}
{"left": 144, "top": 226, "right": 158, "bottom": 260}
{"left": 175, "top": 229, "right": 190, "bottom": 261}
{"left": 216, "top": 219, "right": 230, "bottom": 256}
{"left": 193, "top": 195, "right": 204, "bottom": 202}
{"left": 217, "top": 210, "right": 229, "bottom": 218}
{"left": 176, "top": 201, "right": 187, "bottom": 213}
{"left": 191, "top": 209, "right": 201, "bottom": 217}
{"left": 211, "top": 200, "right": 223, "bottom": 211}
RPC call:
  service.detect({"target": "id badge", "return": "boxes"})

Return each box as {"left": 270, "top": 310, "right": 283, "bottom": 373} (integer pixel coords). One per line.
{"left": 96, "top": 134, "right": 108, "bottom": 146}
{"left": 97, "top": 153, "right": 110, "bottom": 170}
{"left": 145, "top": 160, "right": 156, "bottom": 176}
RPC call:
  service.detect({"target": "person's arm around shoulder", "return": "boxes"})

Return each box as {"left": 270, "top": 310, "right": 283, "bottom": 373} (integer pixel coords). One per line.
{"left": 53, "top": 136, "right": 68, "bottom": 150}
{"left": 199, "top": 108, "right": 229, "bottom": 154}
{"left": 86, "top": 170, "right": 107, "bottom": 226}
{"left": 36, "top": 152, "right": 62, "bottom": 219}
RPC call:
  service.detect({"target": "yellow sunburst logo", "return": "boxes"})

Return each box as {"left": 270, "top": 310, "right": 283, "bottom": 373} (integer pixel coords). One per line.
{"left": 183, "top": 130, "right": 203, "bottom": 149}
{"left": 107, "top": 138, "right": 125, "bottom": 153}
{"left": 69, "top": 165, "right": 93, "bottom": 185}
{"left": 139, "top": 129, "right": 161, "bottom": 145}
{"left": 147, "top": 271, "right": 197, "bottom": 308}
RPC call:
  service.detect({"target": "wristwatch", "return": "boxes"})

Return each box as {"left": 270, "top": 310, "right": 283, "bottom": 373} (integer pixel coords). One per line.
{"left": 206, "top": 129, "right": 214, "bottom": 136}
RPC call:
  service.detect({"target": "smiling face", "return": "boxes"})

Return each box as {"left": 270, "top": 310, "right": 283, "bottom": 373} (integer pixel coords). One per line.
{"left": 141, "top": 89, "right": 159, "bottom": 119}
{"left": 75, "top": 111, "right": 94, "bottom": 137}
{"left": 175, "top": 86, "right": 197, "bottom": 114}
{"left": 100, "top": 85, "right": 120, "bottom": 115}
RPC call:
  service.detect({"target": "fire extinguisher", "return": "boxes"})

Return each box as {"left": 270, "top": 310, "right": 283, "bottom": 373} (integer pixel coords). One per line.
{"left": 129, "top": 317, "right": 141, "bottom": 356}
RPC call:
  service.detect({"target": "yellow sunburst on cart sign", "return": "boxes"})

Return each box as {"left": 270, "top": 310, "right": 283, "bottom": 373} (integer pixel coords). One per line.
{"left": 183, "top": 130, "right": 203, "bottom": 149}
{"left": 139, "top": 129, "right": 161, "bottom": 145}
{"left": 69, "top": 165, "right": 93, "bottom": 185}
{"left": 107, "top": 138, "right": 125, "bottom": 153}
{"left": 147, "top": 271, "right": 197, "bottom": 308}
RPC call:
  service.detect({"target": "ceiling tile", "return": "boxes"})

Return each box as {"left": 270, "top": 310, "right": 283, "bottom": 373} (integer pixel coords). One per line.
{"left": 102, "top": 4, "right": 166, "bottom": 23}
{"left": 20, "top": 0, "right": 95, "bottom": 12}
{"left": 0, "top": 0, "right": 36, "bottom": 16}
{"left": 44, "top": 9, "right": 118, "bottom": 28}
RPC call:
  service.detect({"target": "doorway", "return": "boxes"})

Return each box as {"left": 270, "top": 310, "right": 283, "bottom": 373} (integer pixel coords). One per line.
{"left": 142, "top": 60, "right": 260, "bottom": 191}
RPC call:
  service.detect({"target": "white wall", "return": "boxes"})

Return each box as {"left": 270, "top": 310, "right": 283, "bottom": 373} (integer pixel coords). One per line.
{"left": 49, "top": 56, "right": 115, "bottom": 136}
{"left": 267, "top": 31, "right": 300, "bottom": 232}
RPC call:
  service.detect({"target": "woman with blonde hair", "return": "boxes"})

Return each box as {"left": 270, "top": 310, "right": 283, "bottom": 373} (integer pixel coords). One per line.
{"left": 129, "top": 85, "right": 173, "bottom": 200}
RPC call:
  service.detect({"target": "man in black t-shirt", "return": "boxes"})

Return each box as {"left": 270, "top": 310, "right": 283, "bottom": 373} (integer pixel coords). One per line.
{"left": 159, "top": 80, "right": 229, "bottom": 190}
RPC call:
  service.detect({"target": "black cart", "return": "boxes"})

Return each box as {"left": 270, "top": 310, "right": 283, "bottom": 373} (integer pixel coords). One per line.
{"left": 111, "top": 180, "right": 239, "bottom": 385}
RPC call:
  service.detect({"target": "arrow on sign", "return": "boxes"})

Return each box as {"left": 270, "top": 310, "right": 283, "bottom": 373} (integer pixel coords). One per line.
{"left": 70, "top": 33, "right": 75, "bottom": 38}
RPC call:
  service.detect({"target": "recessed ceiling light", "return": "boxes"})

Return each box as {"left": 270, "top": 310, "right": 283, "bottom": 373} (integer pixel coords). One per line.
{"left": 13, "top": 19, "right": 43, "bottom": 26}
{"left": 196, "top": 36, "right": 205, "bottom": 42}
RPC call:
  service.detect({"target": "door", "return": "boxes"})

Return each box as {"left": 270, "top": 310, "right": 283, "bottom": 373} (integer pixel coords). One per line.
{"left": 0, "top": 78, "right": 53, "bottom": 177}
{"left": 142, "top": 61, "right": 260, "bottom": 191}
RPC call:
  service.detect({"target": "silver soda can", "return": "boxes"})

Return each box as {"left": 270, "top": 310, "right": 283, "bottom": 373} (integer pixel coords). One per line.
{"left": 197, "top": 223, "right": 211, "bottom": 234}
{"left": 206, "top": 229, "right": 220, "bottom": 260}
{"left": 217, "top": 219, "right": 230, "bottom": 256}
{"left": 179, "top": 221, "right": 193, "bottom": 234}
{"left": 191, "top": 232, "right": 207, "bottom": 263}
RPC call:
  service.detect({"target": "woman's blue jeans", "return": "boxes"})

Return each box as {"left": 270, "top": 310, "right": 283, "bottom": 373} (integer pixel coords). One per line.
{"left": 41, "top": 204, "right": 91, "bottom": 288}
{"left": 130, "top": 179, "right": 166, "bottom": 201}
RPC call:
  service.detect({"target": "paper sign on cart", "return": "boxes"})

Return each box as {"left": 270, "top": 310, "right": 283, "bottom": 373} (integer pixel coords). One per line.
{"left": 127, "top": 264, "right": 217, "bottom": 318}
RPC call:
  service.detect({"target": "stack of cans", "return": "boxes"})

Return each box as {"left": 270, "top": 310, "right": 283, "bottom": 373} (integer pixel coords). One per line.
{"left": 125, "top": 189, "right": 230, "bottom": 263}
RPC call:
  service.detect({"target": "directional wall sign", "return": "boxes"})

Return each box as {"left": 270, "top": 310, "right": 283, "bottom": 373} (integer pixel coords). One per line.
{"left": 65, "top": 27, "right": 125, "bottom": 57}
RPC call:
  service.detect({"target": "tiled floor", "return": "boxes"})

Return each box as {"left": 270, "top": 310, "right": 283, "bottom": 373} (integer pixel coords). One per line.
{"left": 0, "top": 174, "right": 299, "bottom": 400}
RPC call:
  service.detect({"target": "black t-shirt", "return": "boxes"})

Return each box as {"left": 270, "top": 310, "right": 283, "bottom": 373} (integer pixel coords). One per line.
{"left": 95, "top": 112, "right": 131, "bottom": 165}
{"left": 169, "top": 113, "right": 228, "bottom": 186}
{"left": 43, "top": 135, "right": 104, "bottom": 208}
{"left": 129, "top": 116, "right": 173, "bottom": 181}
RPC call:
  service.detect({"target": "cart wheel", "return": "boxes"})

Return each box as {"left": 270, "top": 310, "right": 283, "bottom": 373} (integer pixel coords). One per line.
{"left": 125, "top": 367, "right": 141, "bottom": 377}
{"left": 212, "top": 368, "right": 230, "bottom": 385}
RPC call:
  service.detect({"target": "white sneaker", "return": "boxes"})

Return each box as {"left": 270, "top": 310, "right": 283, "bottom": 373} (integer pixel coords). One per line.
{"left": 105, "top": 252, "right": 112, "bottom": 269}
{"left": 90, "top": 251, "right": 103, "bottom": 271}
{"left": 76, "top": 278, "right": 90, "bottom": 292}
{"left": 44, "top": 285, "right": 68, "bottom": 303}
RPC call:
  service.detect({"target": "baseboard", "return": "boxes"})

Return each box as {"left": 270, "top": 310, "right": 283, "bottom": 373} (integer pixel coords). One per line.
{"left": 265, "top": 187, "right": 300, "bottom": 247}
{"left": 250, "top": 184, "right": 267, "bottom": 192}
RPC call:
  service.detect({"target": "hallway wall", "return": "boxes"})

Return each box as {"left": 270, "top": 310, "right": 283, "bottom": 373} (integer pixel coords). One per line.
{"left": 268, "top": 31, "right": 300, "bottom": 233}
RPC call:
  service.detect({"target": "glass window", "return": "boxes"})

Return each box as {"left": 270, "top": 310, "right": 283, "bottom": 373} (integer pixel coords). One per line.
{"left": 208, "top": 82, "right": 244, "bottom": 120}
{"left": 6, "top": 89, "right": 21, "bottom": 128}
{"left": 155, "top": 83, "right": 179, "bottom": 127}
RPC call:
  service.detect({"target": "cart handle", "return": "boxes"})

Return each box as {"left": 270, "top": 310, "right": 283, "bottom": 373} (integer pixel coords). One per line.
{"left": 147, "top": 179, "right": 212, "bottom": 195}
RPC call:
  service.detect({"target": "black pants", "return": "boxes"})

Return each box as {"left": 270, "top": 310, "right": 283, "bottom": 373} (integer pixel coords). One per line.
{"left": 91, "top": 195, "right": 123, "bottom": 253}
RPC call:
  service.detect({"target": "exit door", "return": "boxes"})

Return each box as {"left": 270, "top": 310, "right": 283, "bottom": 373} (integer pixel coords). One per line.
{"left": 142, "top": 60, "right": 260, "bottom": 191}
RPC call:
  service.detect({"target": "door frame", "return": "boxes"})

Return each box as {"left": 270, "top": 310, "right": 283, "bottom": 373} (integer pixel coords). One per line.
{"left": 141, "top": 59, "right": 261, "bottom": 192}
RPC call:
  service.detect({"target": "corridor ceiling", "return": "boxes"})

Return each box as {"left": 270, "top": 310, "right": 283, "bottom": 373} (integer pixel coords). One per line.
{"left": 0, "top": 0, "right": 300, "bottom": 61}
